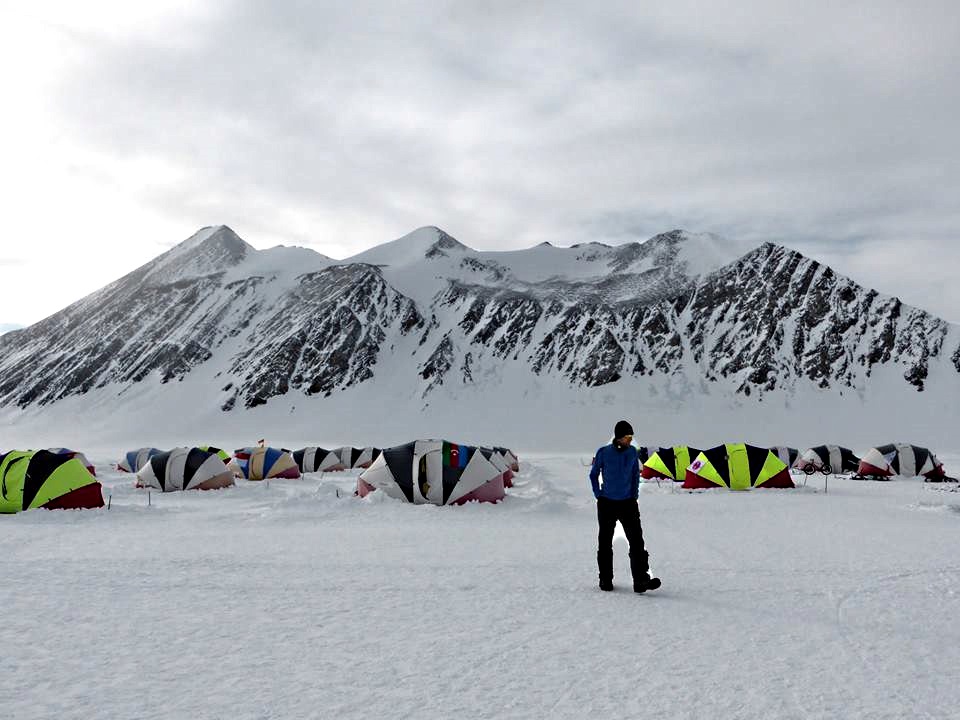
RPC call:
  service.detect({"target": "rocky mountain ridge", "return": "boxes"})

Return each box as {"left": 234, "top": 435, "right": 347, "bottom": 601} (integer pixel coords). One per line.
{"left": 0, "top": 225, "right": 955, "bottom": 415}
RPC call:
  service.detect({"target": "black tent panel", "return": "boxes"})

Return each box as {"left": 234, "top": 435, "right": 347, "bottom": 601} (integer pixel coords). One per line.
{"left": 702, "top": 446, "right": 730, "bottom": 485}
{"left": 184, "top": 448, "right": 210, "bottom": 488}
{"left": 383, "top": 443, "right": 415, "bottom": 503}
{"left": 745, "top": 444, "right": 772, "bottom": 485}
{"left": 21, "top": 450, "right": 72, "bottom": 511}
{"left": 149, "top": 452, "right": 171, "bottom": 492}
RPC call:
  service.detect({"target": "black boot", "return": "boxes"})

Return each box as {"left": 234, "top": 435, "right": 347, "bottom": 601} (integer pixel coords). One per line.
{"left": 598, "top": 550, "right": 613, "bottom": 591}
{"left": 630, "top": 550, "right": 659, "bottom": 593}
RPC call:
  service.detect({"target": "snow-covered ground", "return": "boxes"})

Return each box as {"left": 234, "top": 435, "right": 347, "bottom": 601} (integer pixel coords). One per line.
{"left": 3, "top": 454, "right": 960, "bottom": 719}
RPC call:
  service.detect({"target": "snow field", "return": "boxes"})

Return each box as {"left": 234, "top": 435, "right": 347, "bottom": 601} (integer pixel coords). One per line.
{"left": 2, "top": 454, "right": 959, "bottom": 719}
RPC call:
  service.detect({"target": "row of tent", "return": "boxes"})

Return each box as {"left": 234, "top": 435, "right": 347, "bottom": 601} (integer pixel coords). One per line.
{"left": 119, "top": 445, "right": 381, "bottom": 476}
{"left": 121, "top": 442, "right": 520, "bottom": 505}
{"left": 2, "top": 440, "right": 520, "bottom": 512}
{"left": 636, "top": 443, "right": 950, "bottom": 489}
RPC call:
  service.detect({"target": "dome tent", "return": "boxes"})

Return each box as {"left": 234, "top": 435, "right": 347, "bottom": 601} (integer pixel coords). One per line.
{"left": 769, "top": 446, "right": 799, "bottom": 467}
{"left": 795, "top": 445, "right": 860, "bottom": 474}
{"left": 47, "top": 447, "right": 96, "bottom": 476}
{"left": 136, "top": 447, "right": 235, "bottom": 492}
{"left": 635, "top": 446, "right": 659, "bottom": 464}
{"left": 683, "top": 444, "right": 794, "bottom": 490}
{"left": 333, "top": 446, "right": 359, "bottom": 469}
{"left": 480, "top": 447, "right": 514, "bottom": 488}
{"left": 118, "top": 447, "right": 163, "bottom": 473}
{"left": 292, "top": 447, "right": 344, "bottom": 473}
{"left": 198, "top": 445, "right": 230, "bottom": 463}
{"left": 357, "top": 440, "right": 505, "bottom": 505}
{"left": 198, "top": 445, "right": 243, "bottom": 477}
{"left": 642, "top": 446, "right": 702, "bottom": 482}
{"left": 233, "top": 447, "right": 300, "bottom": 480}
{"left": 0, "top": 450, "right": 104, "bottom": 512}
{"left": 495, "top": 447, "right": 520, "bottom": 473}
{"left": 857, "top": 444, "right": 949, "bottom": 481}
{"left": 332, "top": 446, "right": 382, "bottom": 470}
{"left": 351, "top": 447, "right": 382, "bottom": 469}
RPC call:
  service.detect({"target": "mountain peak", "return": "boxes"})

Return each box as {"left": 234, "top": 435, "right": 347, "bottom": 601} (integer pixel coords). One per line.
{"left": 344, "top": 226, "right": 473, "bottom": 266}
{"left": 639, "top": 229, "right": 741, "bottom": 277}
{"left": 147, "top": 225, "right": 253, "bottom": 285}
{"left": 179, "top": 225, "right": 250, "bottom": 257}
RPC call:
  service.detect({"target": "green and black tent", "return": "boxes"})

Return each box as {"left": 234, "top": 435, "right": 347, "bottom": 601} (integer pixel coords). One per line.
{"left": 642, "top": 446, "right": 702, "bottom": 482}
{"left": 0, "top": 450, "right": 104, "bottom": 513}
{"left": 683, "top": 443, "right": 794, "bottom": 490}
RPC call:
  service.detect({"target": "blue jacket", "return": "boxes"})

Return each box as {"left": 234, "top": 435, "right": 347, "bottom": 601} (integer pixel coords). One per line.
{"left": 590, "top": 444, "right": 640, "bottom": 500}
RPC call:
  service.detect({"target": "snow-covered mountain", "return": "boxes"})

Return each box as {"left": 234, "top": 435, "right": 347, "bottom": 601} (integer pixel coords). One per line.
{"left": 1, "top": 225, "right": 957, "bottom": 451}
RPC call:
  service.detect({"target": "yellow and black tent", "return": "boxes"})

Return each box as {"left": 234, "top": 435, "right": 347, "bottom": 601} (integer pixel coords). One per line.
{"left": 683, "top": 443, "right": 794, "bottom": 490}
{"left": 0, "top": 450, "right": 104, "bottom": 513}
{"left": 642, "top": 446, "right": 702, "bottom": 482}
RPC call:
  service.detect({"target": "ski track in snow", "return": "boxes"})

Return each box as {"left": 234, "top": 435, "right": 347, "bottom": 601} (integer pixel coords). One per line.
{"left": 3, "top": 454, "right": 960, "bottom": 719}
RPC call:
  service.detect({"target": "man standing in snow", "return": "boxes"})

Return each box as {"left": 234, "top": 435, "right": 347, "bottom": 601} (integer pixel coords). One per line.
{"left": 589, "top": 420, "right": 660, "bottom": 593}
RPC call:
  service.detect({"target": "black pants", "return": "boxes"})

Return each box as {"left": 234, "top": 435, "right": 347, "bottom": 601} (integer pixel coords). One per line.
{"left": 596, "top": 497, "right": 649, "bottom": 584}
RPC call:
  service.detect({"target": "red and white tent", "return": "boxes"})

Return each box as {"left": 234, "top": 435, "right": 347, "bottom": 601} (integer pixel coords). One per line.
{"left": 857, "top": 444, "right": 947, "bottom": 481}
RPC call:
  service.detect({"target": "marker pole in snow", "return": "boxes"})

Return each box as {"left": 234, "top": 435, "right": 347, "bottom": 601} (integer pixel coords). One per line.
{"left": 148, "top": 490, "right": 151, "bottom": 507}
{"left": 107, "top": 493, "right": 112, "bottom": 510}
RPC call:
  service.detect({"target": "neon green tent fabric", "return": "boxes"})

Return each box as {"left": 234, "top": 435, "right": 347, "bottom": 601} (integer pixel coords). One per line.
{"left": 683, "top": 443, "right": 794, "bottom": 490}
{"left": 0, "top": 450, "right": 104, "bottom": 513}
{"left": 641, "top": 446, "right": 701, "bottom": 481}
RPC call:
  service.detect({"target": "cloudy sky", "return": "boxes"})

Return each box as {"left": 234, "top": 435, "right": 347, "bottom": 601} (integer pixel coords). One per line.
{"left": 2, "top": 0, "right": 958, "bottom": 325}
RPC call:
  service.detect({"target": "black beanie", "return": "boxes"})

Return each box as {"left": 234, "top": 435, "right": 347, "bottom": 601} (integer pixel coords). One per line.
{"left": 614, "top": 420, "right": 634, "bottom": 439}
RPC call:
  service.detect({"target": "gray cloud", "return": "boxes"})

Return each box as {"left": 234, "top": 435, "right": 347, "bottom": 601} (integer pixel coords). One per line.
{"left": 51, "top": 0, "right": 960, "bottom": 320}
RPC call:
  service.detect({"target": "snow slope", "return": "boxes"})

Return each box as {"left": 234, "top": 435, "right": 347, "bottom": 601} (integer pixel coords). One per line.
{"left": 2, "top": 455, "right": 959, "bottom": 719}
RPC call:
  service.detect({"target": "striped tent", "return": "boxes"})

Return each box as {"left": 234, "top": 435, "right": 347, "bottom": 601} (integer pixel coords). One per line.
{"left": 358, "top": 439, "right": 505, "bottom": 505}
{"left": 795, "top": 445, "right": 860, "bottom": 474}
{"left": 496, "top": 447, "right": 520, "bottom": 473}
{"left": 136, "top": 447, "right": 235, "bottom": 492}
{"left": 293, "top": 447, "right": 344, "bottom": 473}
{"left": 351, "top": 447, "right": 382, "bottom": 469}
{"left": 334, "top": 447, "right": 360, "bottom": 469}
{"left": 0, "top": 450, "right": 104, "bottom": 512}
{"left": 119, "top": 447, "right": 163, "bottom": 473}
{"left": 496, "top": 449, "right": 516, "bottom": 487}
{"left": 480, "top": 447, "right": 514, "bottom": 488}
{"left": 47, "top": 447, "right": 96, "bottom": 476}
{"left": 635, "top": 446, "right": 658, "bottom": 464}
{"left": 198, "top": 445, "right": 243, "bottom": 477}
{"left": 198, "top": 445, "right": 230, "bottom": 463}
{"left": 331, "top": 446, "right": 382, "bottom": 470}
{"left": 642, "top": 446, "right": 702, "bottom": 482}
{"left": 683, "top": 444, "right": 794, "bottom": 490}
{"left": 770, "top": 446, "right": 799, "bottom": 467}
{"left": 234, "top": 447, "right": 300, "bottom": 480}
{"left": 857, "top": 444, "right": 948, "bottom": 481}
